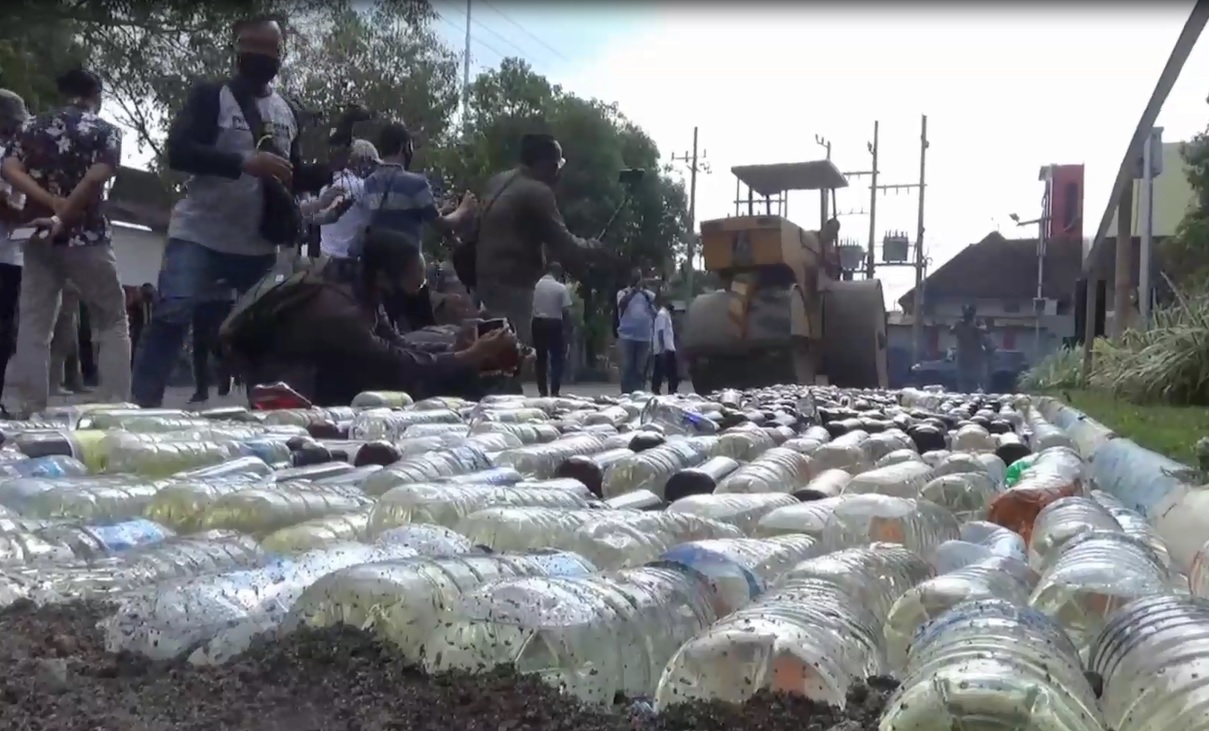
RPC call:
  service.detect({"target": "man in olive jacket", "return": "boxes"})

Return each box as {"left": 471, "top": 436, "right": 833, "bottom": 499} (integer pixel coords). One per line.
{"left": 475, "top": 133, "right": 607, "bottom": 345}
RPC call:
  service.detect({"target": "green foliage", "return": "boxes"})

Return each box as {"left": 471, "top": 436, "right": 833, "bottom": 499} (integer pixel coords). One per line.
{"left": 1019, "top": 346, "right": 1083, "bottom": 392}
{"left": 1160, "top": 131, "right": 1209, "bottom": 287}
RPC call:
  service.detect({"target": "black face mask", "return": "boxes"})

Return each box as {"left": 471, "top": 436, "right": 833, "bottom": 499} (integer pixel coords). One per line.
{"left": 236, "top": 52, "right": 280, "bottom": 86}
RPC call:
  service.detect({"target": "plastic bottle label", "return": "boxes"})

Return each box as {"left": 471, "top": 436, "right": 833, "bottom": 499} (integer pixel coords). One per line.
{"left": 90, "top": 519, "right": 172, "bottom": 552}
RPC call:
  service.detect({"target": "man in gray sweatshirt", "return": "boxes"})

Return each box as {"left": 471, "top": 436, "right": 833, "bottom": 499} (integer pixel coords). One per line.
{"left": 130, "top": 16, "right": 329, "bottom": 407}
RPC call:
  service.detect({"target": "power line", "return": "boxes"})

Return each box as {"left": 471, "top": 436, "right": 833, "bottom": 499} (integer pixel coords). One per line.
{"left": 477, "top": 0, "right": 570, "bottom": 63}
{"left": 440, "top": 0, "right": 535, "bottom": 61}
{"left": 432, "top": 8, "right": 507, "bottom": 62}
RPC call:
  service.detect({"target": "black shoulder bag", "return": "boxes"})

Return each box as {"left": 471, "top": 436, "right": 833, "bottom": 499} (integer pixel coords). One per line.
{"left": 229, "top": 83, "right": 303, "bottom": 247}
{"left": 452, "top": 171, "right": 520, "bottom": 290}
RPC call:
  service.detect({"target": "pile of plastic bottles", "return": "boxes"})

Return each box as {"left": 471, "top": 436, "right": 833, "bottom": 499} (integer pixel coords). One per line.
{"left": 0, "top": 386, "right": 1202, "bottom": 730}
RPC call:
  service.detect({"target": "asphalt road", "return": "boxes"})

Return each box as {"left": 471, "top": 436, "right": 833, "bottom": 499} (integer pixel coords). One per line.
{"left": 45, "top": 381, "right": 645, "bottom": 410}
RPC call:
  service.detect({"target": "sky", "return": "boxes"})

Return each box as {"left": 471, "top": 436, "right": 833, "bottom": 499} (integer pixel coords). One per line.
{"left": 118, "top": 2, "right": 1209, "bottom": 308}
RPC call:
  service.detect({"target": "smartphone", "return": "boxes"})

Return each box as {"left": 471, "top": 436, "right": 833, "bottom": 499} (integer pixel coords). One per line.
{"left": 477, "top": 318, "right": 509, "bottom": 336}
{"left": 7, "top": 226, "right": 38, "bottom": 242}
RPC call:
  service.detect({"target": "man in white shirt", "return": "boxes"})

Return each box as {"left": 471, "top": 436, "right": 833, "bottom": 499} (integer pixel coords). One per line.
{"left": 650, "top": 295, "right": 679, "bottom": 394}
{"left": 531, "top": 262, "right": 572, "bottom": 396}
{"left": 303, "top": 138, "right": 379, "bottom": 270}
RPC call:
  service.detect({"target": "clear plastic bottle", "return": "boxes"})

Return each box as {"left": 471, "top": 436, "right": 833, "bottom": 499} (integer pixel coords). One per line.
{"left": 988, "top": 447, "right": 1087, "bottom": 544}
{"left": 0, "top": 455, "right": 88, "bottom": 480}
{"left": 360, "top": 444, "right": 494, "bottom": 496}
{"left": 658, "top": 545, "right": 929, "bottom": 709}
{"left": 793, "top": 468, "right": 852, "bottom": 500}
{"left": 102, "top": 433, "right": 243, "bottom": 478}
{"left": 755, "top": 496, "right": 847, "bottom": 540}
{"left": 918, "top": 472, "right": 998, "bottom": 521}
{"left": 640, "top": 397, "right": 719, "bottom": 436}
{"left": 144, "top": 471, "right": 274, "bottom": 531}
{"left": 1028, "top": 496, "right": 1123, "bottom": 571}
{"left": 456, "top": 507, "right": 742, "bottom": 569}
{"left": 821, "top": 494, "right": 959, "bottom": 555}
{"left": 1031, "top": 530, "right": 1172, "bottom": 658}
{"left": 34, "top": 518, "right": 174, "bottom": 560}
{"left": 812, "top": 430, "right": 872, "bottom": 473}
{"left": 492, "top": 434, "right": 611, "bottom": 479}
{"left": 14, "top": 428, "right": 112, "bottom": 472}
{"left": 712, "top": 447, "right": 813, "bottom": 494}
{"left": 286, "top": 551, "right": 594, "bottom": 662}
{"left": 666, "top": 493, "right": 798, "bottom": 535}
{"left": 961, "top": 520, "right": 1028, "bottom": 560}
{"left": 13, "top": 530, "right": 268, "bottom": 605}
{"left": 469, "top": 421, "right": 561, "bottom": 445}
{"left": 1088, "top": 594, "right": 1209, "bottom": 731}
{"left": 874, "top": 448, "right": 923, "bottom": 468}
{"left": 929, "top": 540, "right": 1040, "bottom": 589}
{"left": 656, "top": 535, "right": 821, "bottom": 614}
{"left": 366, "top": 483, "right": 596, "bottom": 536}
{"left": 33, "top": 401, "right": 139, "bottom": 427}
{"left": 1091, "top": 489, "right": 1173, "bottom": 570}
{"left": 350, "top": 391, "right": 414, "bottom": 408}
{"left": 349, "top": 408, "right": 462, "bottom": 440}
{"left": 975, "top": 451, "right": 1008, "bottom": 487}
{"left": 1027, "top": 411, "right": 1077, "bottom": 452}
{"left": 373, "top": 523, "right": 476, "bottom": 554}
{"left": 199, "top": 481, "right": 374, "bottom": 537}
{"left": 951, "top": 423, "right": 996, "bottom": 452}
{"left": 425, "top": 564, "right": 716, "bottom": 704}
{"left": 863, "top": 430, "right": 915, "bottom": 463}
{"left": 102, "top": 542, "right": 421, "bottom": 662}
{"left": 881, "top": 598, "right": 1104, "bottom": 731}
{"left": 16, "top": 475, "right": 164, "bottom": 522}
{"left": 600, "top": 439, "right": 714, "bottom": 498}
{"left": 469, "top": 406, "right": 551, "bottom": 425}
{"left": 884, "top": 557, "right": 1036, "bottom": 671}
{"left": 0, "top": 529, "right": 75, "bottom": 564}
{"left": 259, "top": 509, "right": 372, "bottom": 554}
{"left": 714, "top": 424, "right": 776, "bottom": 461}
{"left": 77, "top": 409, "right": 212, "bottom": 433}
{"left": 843, "top": 461, "right": 934, "bottom": 499}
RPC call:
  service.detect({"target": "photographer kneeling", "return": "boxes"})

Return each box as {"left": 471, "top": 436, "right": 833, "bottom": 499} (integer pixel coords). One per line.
{"left": 220, "top": 233, "right": 518, "bottom": 406}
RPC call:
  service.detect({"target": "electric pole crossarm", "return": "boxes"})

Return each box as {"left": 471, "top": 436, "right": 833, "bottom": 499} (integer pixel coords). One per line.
{"left": 671, "top": 127, "right": 708, "bottom": 291}
{"left": 874, "top": 183, "right": 923, "bottom": 191}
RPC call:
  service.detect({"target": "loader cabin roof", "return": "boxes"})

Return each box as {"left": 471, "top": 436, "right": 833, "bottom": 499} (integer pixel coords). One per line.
{"left": 730, "top": 160, "right": 849, "bottom": 196}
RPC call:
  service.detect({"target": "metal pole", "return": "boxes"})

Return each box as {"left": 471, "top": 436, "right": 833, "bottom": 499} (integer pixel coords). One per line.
{"left": 1036, "top": 168, "right": 1051, "bottom": 358}
{"left": 1139, "top": 128, "right": 1156, "bottom": 327}
{"left": 911, "top": 114, "right": 928, "bottom": 365}
{"left": 461, "top": 0, "right": 472, "bottom": 137}
{"left": 867, "top": 121, "right": 879, "bottom": 280}
{"left": 815, "top": 134, "right": 831, "bottom": 225}
{"left": 686, "top": 126, "right": 699, "bottom": 293}
{"left": 1112, "top": 183, "right": 1134, "bottom": 337}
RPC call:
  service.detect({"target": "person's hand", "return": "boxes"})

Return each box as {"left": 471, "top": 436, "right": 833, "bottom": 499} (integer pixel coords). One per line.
{"left": 28, "top": 216, "right": 63, "bottom": 241}
{"left": 457, "top": 191, "right": 478, "bottom": 212}
{"left": 464, "top": 328, "right": 517, "bottom": 370}
{"left": 242, "top": 151, "right": 292, "bottom": 184}
{"left": 50, "top": 197, "right": 70, "bottom": 217}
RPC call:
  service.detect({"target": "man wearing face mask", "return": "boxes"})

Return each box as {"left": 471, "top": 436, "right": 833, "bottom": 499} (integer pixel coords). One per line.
{"left": 473, "top": 133, "right": 609, "bottom": 346}
{"left": 131, "top": 15, "right": 332, "bottom": 407}
{"left": 220, "top": 232, "right": 518, "bottom": 406}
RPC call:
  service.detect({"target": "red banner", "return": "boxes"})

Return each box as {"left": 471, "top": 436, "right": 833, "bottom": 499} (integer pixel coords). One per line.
{"left": 1046, "top": 164, "right": 1084, "bottom": 241}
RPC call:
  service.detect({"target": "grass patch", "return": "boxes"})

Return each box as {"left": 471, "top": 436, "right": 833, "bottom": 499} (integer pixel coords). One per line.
{"left": 1054, "top": 389, "right": 1209, "bottom": 466}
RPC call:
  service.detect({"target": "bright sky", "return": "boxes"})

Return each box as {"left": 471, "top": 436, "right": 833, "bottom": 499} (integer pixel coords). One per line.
{"left": 121, "top": 3, "right": 1209, "bottom": 308}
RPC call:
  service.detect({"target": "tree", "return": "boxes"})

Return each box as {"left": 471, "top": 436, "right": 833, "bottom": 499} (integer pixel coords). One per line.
{"left": 0, "top": 22, "right": 86, "bottom": 113}
{"left": 1161, "top": 130, "right": 1209, "bottom": 290}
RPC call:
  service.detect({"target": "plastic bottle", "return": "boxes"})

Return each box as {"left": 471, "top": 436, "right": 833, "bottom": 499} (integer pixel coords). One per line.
{"left": 666, "top": 492, "right": 798, "bottom": 535}
{"left": 102, "top": 541, "right": 422, "bottom": 662}
{"left": 862, "top": 430, "right": 915, "bottom": 463}
{"left": 442, "top": 466, "right": 524, "bottom": 486}
{"left": 492, "top": 434, "right": 612, "bottom": 480}
{"left": 15, "top": 475, "right": 164, "bottom": 522}
{"left": 960, "top": 520, "right": 1029, "bottom": 560}
{"left": 1028, "top": 496, "right": 1123, "bottom": 570}
{"left": 821, "top": 494, "right": 960, "bottom": 555}
{"left": 600, "top": 439, "right": 715, "bottom": 498}
{"left": 76, "top": 409, "right": 212, "bottom": 433}
{"left": 656, "top": 535, "right": 821, "bottom": 614}
{"left": 918, "top": 472, "right": 998, "bottom": 522}
{"left": 929, "top": 540, "right": 1040, "bottom": 589}
{"left": 469, "top": 421, "right": 561, "bottom": 445}
{"left": 366, "top": 483, "right": 597, "bottom": 536}
{"left": 874, "top": 448, "right": 923, "bottom": 468}
{"left": 604, "top": 489, "right": 665, "bottom": 511}
{"left": 374, "top": 523, "right": 476, "bottom": 554}
{"left": 951, "top": 423, "right": 996, "bottom": 452}
{"left": 425, "top": 564, "right": 716, "bottom": 704}
{"left": 755, "top": 496, "right": 847, "bottom": 540}
{"left": 34, "top": 518, "right": 175, "bottom": 560}
{"left": 468, "top": 406, "right": 550, "bottom": 425}
{"left": 0, "top": 455, "right": 88, "bottom": 480}
{"left": 881, "top": 599, "right": 1104, "bottom": 731}
{"left": 792, "top": 468, "right": 852, "bottom": 501}
{"left": 811, "top": 430, "right": 872, "bottom": 473}
{"left": 883, "top": 557, "right": 1036, "bottom": 671}
{"left": 843, "top": 460, "right": 934, "bottom": 499}
{"left": 640, "top": 397, "right": 719, "bottom": 436}
{"left": 348, "top": 408, "right": 462, "bottom": 440}
{"left": 1088, "top": 594, "right": 1209, "bottom": 731}
{"left": 13, "top": 429, "right": 111, "bottom": 472}
{"left": 102, "top": 433, "right": 242, "bottom": 478}
{"left": 259, "top": 509, "right": 373, "bottom": 554}
{"left": 988, "top": 447, "right": 1087, "bottom": 544}
{"left": 455, "top": 507, "right": 742, "bottom": 569}
{"left": 1031, "top": 530, "right": 1172, "bottom": 658}
{"left": 0, "top": 529, "right": 75, "bottom": 564}
{"left": 1090, "top": 489, "right": 1173, "bottom": 570}
{"left": 715, "top": 447, "right": 814, "bottom": 494}
{"left": 286, "top": 551, "right": 594, "bottom": 663}
{"left": 555, "top": 448, "right": 635, "bottom": 497}
{"left": 663, "top": 456, "right": 740, "bottom": 501}
{"left": 13, "top": 530, "right": 268, "bottom": 605}
{"left": 143, "top": 472, "right": 272, "bottom": 532}
{"left": 714, "top": 424, "right": 776, "bottom": 461}
{"left": 350, "top": 391, "right": 414, "bottom": 408}
{"left": 657, "top": 545, "right": 929, "bottom": 709}
{"left": 360, "top": 444, "right": 494, "bottom": 496}
{"left": 975, "top": 451, "right": 1008, "bottom": 487}
{"left": 199, "top": 480, "right": 374, "bottom": 537}
{"left": 1027, "top": 411, "right": 1077, "bottom": 452}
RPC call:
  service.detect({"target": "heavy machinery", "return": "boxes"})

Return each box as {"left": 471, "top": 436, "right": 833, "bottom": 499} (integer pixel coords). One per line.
{"left": 680, "top": 160, "right": 889, "bottom": 393}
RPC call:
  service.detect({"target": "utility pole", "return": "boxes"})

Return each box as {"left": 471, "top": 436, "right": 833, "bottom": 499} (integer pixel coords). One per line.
{"left": 461, "top": 0, "right": 472, "bottom": 137}
{"left": 866, "top": 121, "right": 880, "bottom": 280}
{"left": 911, "top": 114, "right": 928, "bottom": 365}
{"left": 672, "top": 127, "right": 709, "bottom": 293}
{"left": 815, "top": 134, "right": 832, "bottom": 225}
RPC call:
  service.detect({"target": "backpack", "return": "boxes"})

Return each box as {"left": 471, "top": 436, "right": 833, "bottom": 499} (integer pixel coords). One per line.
{"left": 218, "top": 254, "right": 329, "bottom": 361}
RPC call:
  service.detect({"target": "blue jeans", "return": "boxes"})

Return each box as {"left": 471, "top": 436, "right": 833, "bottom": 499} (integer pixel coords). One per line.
{"left": 618, "top": 338, "right": 650, "bottom": 394}
{"left": 131, "top": 239, "right": 275, "bottom": 406}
